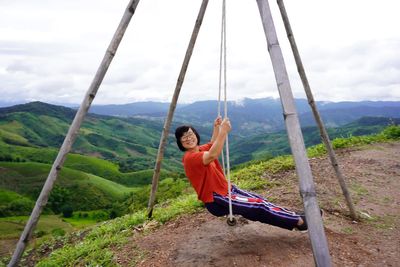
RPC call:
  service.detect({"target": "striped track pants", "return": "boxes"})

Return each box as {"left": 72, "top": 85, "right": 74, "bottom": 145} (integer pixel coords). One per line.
{"left": 205, "top": 185, "right": 300, "bottom": 230}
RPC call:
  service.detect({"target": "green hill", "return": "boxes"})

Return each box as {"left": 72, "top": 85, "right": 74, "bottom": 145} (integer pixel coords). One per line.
{"left": 0, "top": 102, "right": 186, "bottom": 219}
{"left": 0, "top": 189, "right": 35, "bottom": 217}
{"left": 0, "top": 102, "right": 183, "bottom": 173}
{"left": 0, "top": 162, "right": 136, "bottom": 213}
{"left": 229, "top": 116, "right": 400, "bottom": 165}
{"left": 0, "top": 143, "right": 173, "bottom": 186}
{"left": 2, "top": 125, "right": 398, "bottom": 266}
{"left": 0, "top": 101, "right": 398, "bottom": 221}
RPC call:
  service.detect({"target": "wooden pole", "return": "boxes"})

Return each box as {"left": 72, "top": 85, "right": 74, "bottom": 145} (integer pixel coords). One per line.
{"left": 8, "top": 1, "right": 141, "bottom": 266}
{"left": 256, "top": 1, "right": 332, "bottom": 266}
{"left": 147, "top": 0, "right": 209, "bottom": 218}
{"left": 276, "top": 0, "right": 357, "bottom": 220}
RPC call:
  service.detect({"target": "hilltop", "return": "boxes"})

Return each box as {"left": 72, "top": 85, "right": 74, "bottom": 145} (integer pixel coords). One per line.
{"left": 113, "top": 142, "right": 400, "bottom": 266}
{"left": 4, "top": 133, "right": 398, "bottom": 266}
{"left": 0, "top": 101, "right": 399, "bottom": 266}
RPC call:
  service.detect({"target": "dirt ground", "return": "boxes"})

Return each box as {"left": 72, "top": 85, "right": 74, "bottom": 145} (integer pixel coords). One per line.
{"left": 114, "top": 142, "right": 400, "bottom": 267}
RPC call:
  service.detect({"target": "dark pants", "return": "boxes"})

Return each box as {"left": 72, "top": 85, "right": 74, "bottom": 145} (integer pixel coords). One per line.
{"left": 205, "top": 185, "right": 300, "bottom": 230}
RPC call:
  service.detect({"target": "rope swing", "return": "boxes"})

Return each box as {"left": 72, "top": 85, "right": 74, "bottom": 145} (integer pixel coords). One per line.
{"left": 217, "top": 0, "right": 236, "bottom": 226}
{"left": 8, "top": 0, "right": 333, "bottom": 265}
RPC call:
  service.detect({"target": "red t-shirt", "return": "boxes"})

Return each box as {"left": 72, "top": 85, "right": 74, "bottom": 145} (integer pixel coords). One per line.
{"left": 182, "top": 143, "right": 228, "bottom": 203}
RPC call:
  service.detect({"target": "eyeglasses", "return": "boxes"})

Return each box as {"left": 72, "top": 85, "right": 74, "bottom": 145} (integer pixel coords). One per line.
{"left": 181, "top": 131, "right": 195, "bottom": 142}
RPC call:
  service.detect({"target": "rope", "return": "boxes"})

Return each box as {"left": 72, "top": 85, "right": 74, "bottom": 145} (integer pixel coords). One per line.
{"left": 217, "top": 0, "right": 234, "bottom": 223}
{"left": 218, "top": 0, "right": 226, "bottom": 177}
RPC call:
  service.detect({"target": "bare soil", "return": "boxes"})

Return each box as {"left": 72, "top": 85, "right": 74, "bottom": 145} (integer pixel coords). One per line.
{"left": 114, "top": 142, "right": 400, "bottom": 267}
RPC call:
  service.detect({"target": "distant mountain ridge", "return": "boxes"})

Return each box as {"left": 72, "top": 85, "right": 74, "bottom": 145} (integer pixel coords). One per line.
{"left": 0, "top": 101, "right": 77, "bottom": 121}
{"left": 89, "top": 98, "right": 400, "bottom": 134}
{"left": 89, "top": 101, "right": 179, "bottom": 117}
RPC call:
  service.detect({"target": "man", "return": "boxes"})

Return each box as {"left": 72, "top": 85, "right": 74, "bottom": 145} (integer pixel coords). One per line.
{"left": 175, "top": 116, "right": 308, "bottom": 231}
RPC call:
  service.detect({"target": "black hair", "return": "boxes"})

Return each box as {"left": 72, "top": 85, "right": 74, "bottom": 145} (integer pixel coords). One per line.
{"left": 175, "top": 125, "right": 200, "bottom": 151}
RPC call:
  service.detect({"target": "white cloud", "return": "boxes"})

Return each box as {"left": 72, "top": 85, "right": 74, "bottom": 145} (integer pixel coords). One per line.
{"left": 0, "top": 0, "right": 399, "bottom": 105}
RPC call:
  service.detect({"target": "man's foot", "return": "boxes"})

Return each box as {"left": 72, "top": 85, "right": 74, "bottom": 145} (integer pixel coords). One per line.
{"left": 295, "top": 209, "right": 324, "bottom": 232}
{"left": 295, "top": 215, "right": 308, "bottom": 232}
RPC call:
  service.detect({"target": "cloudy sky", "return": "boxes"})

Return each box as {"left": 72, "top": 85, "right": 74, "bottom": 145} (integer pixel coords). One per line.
{"left": 1, "top": 0, "right": 399, "bottom": 105}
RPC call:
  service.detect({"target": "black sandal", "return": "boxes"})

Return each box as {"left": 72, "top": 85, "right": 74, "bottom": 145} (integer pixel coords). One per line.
{"left": 295, "top": 209, "right": 323, "bottom": 232}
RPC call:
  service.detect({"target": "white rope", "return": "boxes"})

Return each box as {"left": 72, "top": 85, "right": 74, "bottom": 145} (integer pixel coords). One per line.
{"left": 217, "top": 0, "right": 234, "bottom": 223}
{"left": 218, "top": 0, "right": 226, "bottom": 177}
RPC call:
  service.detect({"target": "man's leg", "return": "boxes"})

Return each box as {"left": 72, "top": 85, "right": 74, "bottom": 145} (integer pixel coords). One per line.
{"left": 212, "top": 191, "right": 301, "bottom": 230}
{"left": 231, "top": 185, "right": 298, "bottom": 215}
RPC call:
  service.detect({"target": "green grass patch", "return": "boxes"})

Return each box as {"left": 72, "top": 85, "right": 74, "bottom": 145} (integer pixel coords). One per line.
{"left": 0, "top": 189, "right": 29, "bottom": 205}
{"left": 0, "top": 215, "right": 73, "bottom": 240}
{"left": 83, "top": 174, "right": 135, "bottom": 200}
{"left": 0, "top": 140, "right": 176, "bottom": 186}
{"left": 0, "top": 189, "right": 35, "bottom": 217}
{"left": 232, "top": 155, "right": 293, "bottom": 190}
{"left": 363, "top": 214, "right": 397, "bottom": 230}
{"left": 62, "top": 211, "right": 104, "bottom": 229}
{"left": 0, "top": 162, "right": 136, "bottom": 213}
{"left": 371, "top": 215, "right": 397, "bottom": 230}
{"left": 382, "top": 196, "right": 392, "bottom": 204}
{"left": 342, "top": 227, "right": 355, "bottom": 234}
{"left": 350, "top": 181, "right": 369, "bottom": 197}
{"left": 34, "top": 194, "right": 203, "bottom": 266}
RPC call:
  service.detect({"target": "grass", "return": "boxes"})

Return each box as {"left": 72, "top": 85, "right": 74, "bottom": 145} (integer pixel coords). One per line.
{"left": 342, "top": 227, "right": 355, "bottom": 234}
{"left": 0, "top": 161, "right": 130, "bottom": 196}
{"left": 0, "top": 189, "right": 29, "bottom": 205}
{"left": 0, "top": 162, "right": 136, "bottom": 212}
{"left": 32, "top": 194, "right": 203, "bottom": 266}
{"left": 0, "top": 215, "right": 73, "bottom": 240}
{"left": 83, "top": 174, "right": 135, "bottom": 199}
{"left": 0, "top": 140, "right": 176, "bottom": 186}
{"left": 362, "top": 214, "right": 397, "bottom": 231}
{"left": 382, "top": 196, "right": 392, "bottom": 204}
{"left": 371, "top": 215, "right": 396, "bottom": 230}
{"left": 2, "top": 125, "right": 399, "bottom": 266}
{"left": 350, "top": 181, "right": 369, "bottom": 204}
{"left": 62, "top": 214, "right": 104, "bottom": 229}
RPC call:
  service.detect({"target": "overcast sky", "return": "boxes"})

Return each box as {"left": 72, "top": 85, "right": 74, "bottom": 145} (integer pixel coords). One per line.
{"left": 1, "top": 0, "right": 399, "bottom": 105}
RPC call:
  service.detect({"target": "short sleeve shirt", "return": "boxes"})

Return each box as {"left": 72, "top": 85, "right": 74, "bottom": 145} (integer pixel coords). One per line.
{"left": 182, "top": 143, "right": 228, "bottom": 203}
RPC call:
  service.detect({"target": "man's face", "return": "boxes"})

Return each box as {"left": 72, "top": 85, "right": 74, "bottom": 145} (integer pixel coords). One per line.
{"left": 180, "top": 128, "right": 197, "bottom": 150}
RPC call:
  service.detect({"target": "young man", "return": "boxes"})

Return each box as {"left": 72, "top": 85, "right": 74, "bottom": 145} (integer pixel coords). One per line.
{"left": 175, "top": 116, "right": 308, "bottom": 231}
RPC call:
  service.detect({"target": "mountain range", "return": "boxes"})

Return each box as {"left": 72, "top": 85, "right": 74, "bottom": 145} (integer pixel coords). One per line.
{"left": 0, "top": 100, "right": 399, "bottom": 216}
{"left": 89, "top": 98, "right": 400, "bottom": 135}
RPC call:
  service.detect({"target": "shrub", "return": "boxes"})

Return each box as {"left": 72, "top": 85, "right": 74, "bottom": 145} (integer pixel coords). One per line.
{"left": 48, "top": 186, "right": 71, "bottom": 214}
{"left": 51, "top": 228, "right": 66, "bottom": 237}
{"left": 109, "top": 203, "right": 125, "bottom": 219}
{"left": 91, "top": 210, "right": 109, "bottom": 222}
{"left": 382, "top": 125, "right": 400, "bottom": 139}
{"left": 61, "top": 205, "right": 74, "bottom": 218}
{"left": 0, "top": 198, "right": 35, "bottom": 217}
{"left": 34, "top": 230, "right": 47, "bottom": 238}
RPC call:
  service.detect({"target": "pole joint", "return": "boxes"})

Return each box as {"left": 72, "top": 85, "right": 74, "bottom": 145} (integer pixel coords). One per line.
{"left": 300, "top": 190, "right": 317, "bottom": 198}
{"left": 107, "top": 49, "right": 116, "bottom": 57}
{"left": 283, "top": 112, "right": 295, "bottom": 119}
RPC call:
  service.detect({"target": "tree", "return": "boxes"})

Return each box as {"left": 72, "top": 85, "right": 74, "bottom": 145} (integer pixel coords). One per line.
{"left": 48, "top": 186, "right": 71, "bottom": 214}
{"left": 61, "top": 205, "right": 73, "bottom": 218}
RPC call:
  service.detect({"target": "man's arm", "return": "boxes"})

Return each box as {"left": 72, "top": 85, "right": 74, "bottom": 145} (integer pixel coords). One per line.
{"left": 203, "top": 118, "right": 231, "bottom": 165}
{"left": 210, "top": 116, "right": 222, "bottom": 143}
